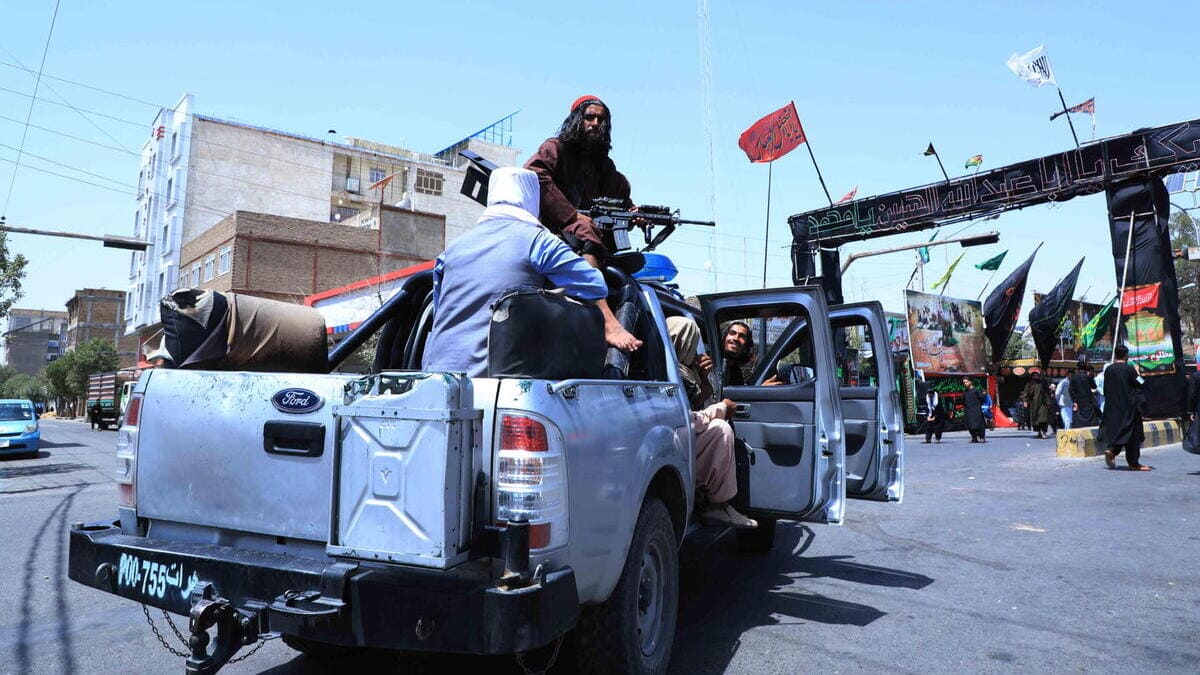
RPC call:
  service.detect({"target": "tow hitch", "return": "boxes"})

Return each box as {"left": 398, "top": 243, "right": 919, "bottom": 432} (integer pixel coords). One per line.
{"left": 183, "top": 582, "right": 266, "bottom": 675}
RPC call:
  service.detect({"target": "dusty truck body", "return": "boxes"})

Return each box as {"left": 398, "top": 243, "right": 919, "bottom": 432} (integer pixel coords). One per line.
{"left": 67, "top": 270, "right": 903, "bottom": 674}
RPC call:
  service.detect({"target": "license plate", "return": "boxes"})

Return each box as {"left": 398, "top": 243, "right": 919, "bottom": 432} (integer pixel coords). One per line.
{"left": 115, "top": 551, "right": 197, "bottom": 605}
{"left": 0, "top": 440, "right": 8, "bottom": 448}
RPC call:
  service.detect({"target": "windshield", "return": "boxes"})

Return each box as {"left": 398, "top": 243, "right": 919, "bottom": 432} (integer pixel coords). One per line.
{"left": 0, "top": 403, "right": 33, "bottom": 421}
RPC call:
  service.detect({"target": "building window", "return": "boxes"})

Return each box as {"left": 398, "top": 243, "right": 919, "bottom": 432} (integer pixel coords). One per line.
{"left": 190, "top": 264, "right": 201, "bottom": 287}
{"left": 161, "top": 220, "right": 169, "bottom": 248}
{"left": 369, "top": 167, "right": 387, "bottom": 184}
{"left": 170, "top": 130, "right": 179, "bottom": 158}
{"left": 218, "top": 246, "right": 231, "bottom": 275}
{"left": 415, "top": 168, "right": 444, "bottom": 196}
{"left": 203, "top": 255, "right": 215, "bottom": 281}
{"left": 166, "top": 177, "right": 174, "bottom": 205}
{"left": 158, "top": 272, "right": 166, "bottom": 297}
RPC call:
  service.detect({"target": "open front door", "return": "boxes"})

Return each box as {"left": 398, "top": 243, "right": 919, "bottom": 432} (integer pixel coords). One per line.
{"left": 827, "top": 302, "right": 904, "bottom": 502}
{"left": 700, "top": 287, "right": 845, "bottom": 525}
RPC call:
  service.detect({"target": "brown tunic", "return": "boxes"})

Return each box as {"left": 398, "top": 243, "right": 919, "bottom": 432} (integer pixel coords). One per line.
{"left": 523, "top": 137, "right": 632, "bottom": 255}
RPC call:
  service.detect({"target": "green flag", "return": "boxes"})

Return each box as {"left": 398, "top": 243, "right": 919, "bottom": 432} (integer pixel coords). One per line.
{"left": 930, "top": 251, "right": 966, "bottom": 291}
{"left": 918, "top": 231, "right": 937, "bottom": 264}
{"left": 1080, "top": 296, "right": 1117, "bottom": 349}
{"left": 974, "top": 250, "right": 1008, "bottom": 271}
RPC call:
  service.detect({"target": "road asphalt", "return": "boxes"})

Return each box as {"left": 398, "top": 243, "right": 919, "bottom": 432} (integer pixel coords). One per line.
{"left": 1, "top": 420, "right": 1197, "bottom": 674}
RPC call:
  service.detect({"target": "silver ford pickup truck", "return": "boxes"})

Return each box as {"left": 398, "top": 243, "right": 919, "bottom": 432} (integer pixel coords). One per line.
{"left": 68, "top": 270, "right": 902, "bottom": 674}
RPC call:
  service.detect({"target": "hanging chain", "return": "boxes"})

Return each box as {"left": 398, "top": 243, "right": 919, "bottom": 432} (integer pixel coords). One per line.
{"left": 141, "top": 603, "right": 276, "bottom": 664}
{"left": 514, "top": 635, "right": 564, "bottom": 675}
{"left": 141, "top": 604, "right": 189, "bottom": 658}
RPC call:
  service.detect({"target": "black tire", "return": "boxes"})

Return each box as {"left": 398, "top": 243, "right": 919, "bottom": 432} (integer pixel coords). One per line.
{"left": 573, "top": 497, "right": 678, "bottom": 675}
{"left": 281, "top": 635, "right": 362, "bottom": 660}
{"left": 735, "top": 517, "right": 777, "bottom": 554}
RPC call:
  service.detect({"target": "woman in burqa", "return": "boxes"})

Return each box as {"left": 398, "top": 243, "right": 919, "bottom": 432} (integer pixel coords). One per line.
{"left": 1022, "top": 370, "right": 1054, "bottom": 438}
{"left": 665, "top": 316, "right": 756, "bottom": 529}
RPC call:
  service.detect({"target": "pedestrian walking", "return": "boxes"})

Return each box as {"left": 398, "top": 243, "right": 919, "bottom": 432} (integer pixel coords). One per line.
{"left": 1099, "top": 345, "right": 1151, "bottom": 471}
{"left": 1069, "top": 357, "right": 1100, "bottom": 428}
{"left": 1015, "top": 399, "right": 1029, "bottom": 430}
{"left": 961, "top": 377, "right": 986, "bottom": 443}
{"left": 1022, "top": 371, "right": 1054, "bottom": 439}
{"left": 1184, "top": 363, "right": 1200, "bottom": 453}
{"left": 920, "top": 389, "right": 945, "bottom": 443}
{"left": 1056, "top": 375, "right": 1073, "bottom": 429}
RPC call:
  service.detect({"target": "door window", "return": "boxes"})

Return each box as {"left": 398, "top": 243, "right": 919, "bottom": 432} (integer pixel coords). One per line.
{"left": 714, "top": 306, "right": 815, "bottom": 387}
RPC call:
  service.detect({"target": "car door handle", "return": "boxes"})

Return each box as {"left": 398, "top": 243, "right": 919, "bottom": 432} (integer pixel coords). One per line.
{"left": 734, "top": 404, "right": 751, "bottom": 419}
{"left": 263, "top": 420, "right": 325, "bottom": 457}
{"left": 819, "top": 432, "right": 832, "bottom": 457}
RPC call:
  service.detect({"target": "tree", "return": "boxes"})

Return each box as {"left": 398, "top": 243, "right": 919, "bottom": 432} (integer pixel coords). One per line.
{"left": 0, "top": 230, "right": 28, "bottom": 319}
{"left": 43, "top": 353, "right": 74, "bottom": 400}
{"left": 1, "top": 373, "right": 46, "bottom": 401}
{"left": 67, "top": 339, "right": 120, "bottom": 397}
{"left": 1170, "top": 211, "right": 1200, "bottom": 345}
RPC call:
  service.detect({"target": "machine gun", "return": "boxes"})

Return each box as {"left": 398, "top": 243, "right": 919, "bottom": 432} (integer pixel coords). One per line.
{"left": 583, "top": 197, "right": 715, "bottom": 253}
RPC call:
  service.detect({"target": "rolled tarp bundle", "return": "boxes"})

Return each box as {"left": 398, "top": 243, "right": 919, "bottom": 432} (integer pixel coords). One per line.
{"left": 156, "top": 289, "right": 327, "bottom": 373}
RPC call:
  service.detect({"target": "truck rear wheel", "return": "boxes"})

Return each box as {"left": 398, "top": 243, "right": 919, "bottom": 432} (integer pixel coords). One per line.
{"left": 735, "top": 517, "right": 776, "bottom": 554}
{"left": 573, "top": 496, "right": 678, "bottom": 675}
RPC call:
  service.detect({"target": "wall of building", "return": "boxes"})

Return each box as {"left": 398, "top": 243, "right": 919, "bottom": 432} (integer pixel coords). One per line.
{"left": 180, "top": 211, "right": 430, "bottom": 304}
{"left": 66, "top": 290, "right": 139, "bottom": 369}
{"left": 182, "top": 118, "right": 333, "bottom": 244}
{"left": 3, "top": 309, "right": 68, "bottom": 375}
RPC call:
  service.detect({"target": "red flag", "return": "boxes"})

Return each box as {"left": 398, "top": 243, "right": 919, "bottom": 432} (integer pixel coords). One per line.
{"left": 836, "top": 186, "right": 858, "bottom": 204}
{"left": 737, "top": 102, "right": 806, "bottom": 163}
{"left": 1121, "top": 282, "right": 1161, "bottom": 315}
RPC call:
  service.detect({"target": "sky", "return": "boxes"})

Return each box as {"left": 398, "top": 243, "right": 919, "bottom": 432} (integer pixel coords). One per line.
{"left": 0, "top": 0, "right": 1196, "bottom": 329}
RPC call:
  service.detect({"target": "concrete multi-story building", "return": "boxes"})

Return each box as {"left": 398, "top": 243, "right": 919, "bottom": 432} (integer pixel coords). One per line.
{"left": 178, "top": 209, "right": 444, "bottom": 304}
{"left": 126, "top": 93, "right": 518, "bottom": 345}
{"left": 65, "top": 289, "right": 139, "bottom": 369}
{"left": 2, "top": 308, "right": 68, "bottom": 376}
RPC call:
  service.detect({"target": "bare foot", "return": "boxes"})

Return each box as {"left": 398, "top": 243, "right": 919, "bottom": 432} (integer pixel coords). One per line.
{"left": 1129, "top": 464, "right": 1153, "bottom": 471}
{"left": 1103, "top": 450, "right": 1116, "bottom": 469}
{"left": 605, "top": 320, "right": 642, "bottom": 352}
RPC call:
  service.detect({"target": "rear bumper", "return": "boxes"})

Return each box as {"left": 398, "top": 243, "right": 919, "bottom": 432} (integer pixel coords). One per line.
{"left": 0, "top": 430, "right": 39, "bottom": 455}
{"left": 68, "top": 521, "right": 579, "bottom": 655}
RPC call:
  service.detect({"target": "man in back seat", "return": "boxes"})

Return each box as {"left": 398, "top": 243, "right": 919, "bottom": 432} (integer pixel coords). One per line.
{"left": 423, "top": 167, "right": 641, "bottom": 377}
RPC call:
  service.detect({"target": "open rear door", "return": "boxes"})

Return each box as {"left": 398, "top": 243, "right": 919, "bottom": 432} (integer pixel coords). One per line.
{"left": 828, "top": 302, "right": 904, "bottom": 502}
{"left": 700, "top": 287, "right": 845, "bottom": 525}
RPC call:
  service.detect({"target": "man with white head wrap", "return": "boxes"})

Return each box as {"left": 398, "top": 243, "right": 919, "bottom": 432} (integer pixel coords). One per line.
{"left": 423, "top": 167, "right": 640, "bottom": 377}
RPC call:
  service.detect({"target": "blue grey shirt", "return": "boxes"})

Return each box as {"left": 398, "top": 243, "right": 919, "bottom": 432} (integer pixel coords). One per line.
{"left": 422, "top": 217, "right": 607, "bottom": 377}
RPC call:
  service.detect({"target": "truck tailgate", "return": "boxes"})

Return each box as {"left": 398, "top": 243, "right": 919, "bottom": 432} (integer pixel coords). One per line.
{"left": 136, "top": 370, "right": 357, "bottom": 542}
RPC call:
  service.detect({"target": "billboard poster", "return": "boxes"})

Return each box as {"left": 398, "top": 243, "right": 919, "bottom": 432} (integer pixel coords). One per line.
{"left": 905, "top": 290, "right": 988, "bottom": 374}
{"left": 1031, "top": 294, "right": 1116, "bottom": 363}
{"left": 1120, "top": 282, "right": 1176, "bottom": 375}
{"left": 885, "top": 312, "right": 910, "bottom": 354}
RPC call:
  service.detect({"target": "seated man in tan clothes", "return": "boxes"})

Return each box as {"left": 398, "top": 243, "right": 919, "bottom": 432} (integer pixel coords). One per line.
{"left": 666, "top": 316, "right": 757, "bottom": 529}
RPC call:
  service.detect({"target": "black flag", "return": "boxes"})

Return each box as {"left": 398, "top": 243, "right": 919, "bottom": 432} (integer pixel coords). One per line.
{"left": 983, "top": 247, "right": 1039, "bottom": 362}
{"left": 1029, "top": 258, "right": 1084, "bottom": 370}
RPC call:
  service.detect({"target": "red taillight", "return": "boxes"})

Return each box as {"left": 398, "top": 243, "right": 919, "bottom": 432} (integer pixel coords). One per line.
{"left": 500, "top": 415, "right": 548, "bottom": 452}
{"left": 124, "top": 395, "right": 142, "bottom": 426}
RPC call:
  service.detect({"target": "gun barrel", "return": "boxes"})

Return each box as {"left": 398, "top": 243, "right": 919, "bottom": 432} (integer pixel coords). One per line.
{"left": 676, "top": 219, "right": 717, "bottom": 227}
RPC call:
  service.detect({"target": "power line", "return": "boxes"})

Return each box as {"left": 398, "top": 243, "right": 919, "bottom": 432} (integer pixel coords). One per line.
{"left": 0, "top": 57, "right": 162, "bottom": 109}
{"left": 2, "top": 0, "right": 63, "bottom": 218}
{"left": 0, "top": 44, "right": 135, "bottom": 154}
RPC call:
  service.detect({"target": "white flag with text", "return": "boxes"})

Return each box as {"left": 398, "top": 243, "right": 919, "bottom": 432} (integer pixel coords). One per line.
{"left": 1006, "top": 45, "right": 1056, "bottom": 88}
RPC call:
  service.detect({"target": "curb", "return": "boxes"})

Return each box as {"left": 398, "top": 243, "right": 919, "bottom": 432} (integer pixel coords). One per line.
{"left": 1056, "top": 420, "right": 1181, "bottom": 458}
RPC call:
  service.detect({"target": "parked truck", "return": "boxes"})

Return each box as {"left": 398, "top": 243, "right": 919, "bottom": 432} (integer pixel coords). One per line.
{"left": 84, "top": 370, "right": 138, "bottom": 430}
{"left": 67, "top": 267, "right": 903, "bottom": 674}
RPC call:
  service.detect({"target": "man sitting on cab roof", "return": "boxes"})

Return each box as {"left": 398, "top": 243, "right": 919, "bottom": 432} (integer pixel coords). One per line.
{"left": 422, "top": 167, "right": 639, "bottom": 377}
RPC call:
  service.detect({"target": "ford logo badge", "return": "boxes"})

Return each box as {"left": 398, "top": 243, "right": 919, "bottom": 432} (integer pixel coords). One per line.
{"left": 271, "top": 388, "right": 323, "bottom": 414}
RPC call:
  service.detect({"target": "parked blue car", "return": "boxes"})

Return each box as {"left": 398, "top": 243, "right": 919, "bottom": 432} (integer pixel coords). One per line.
{"left": 0, "top": 399, "right": 40, "bottom": 457}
